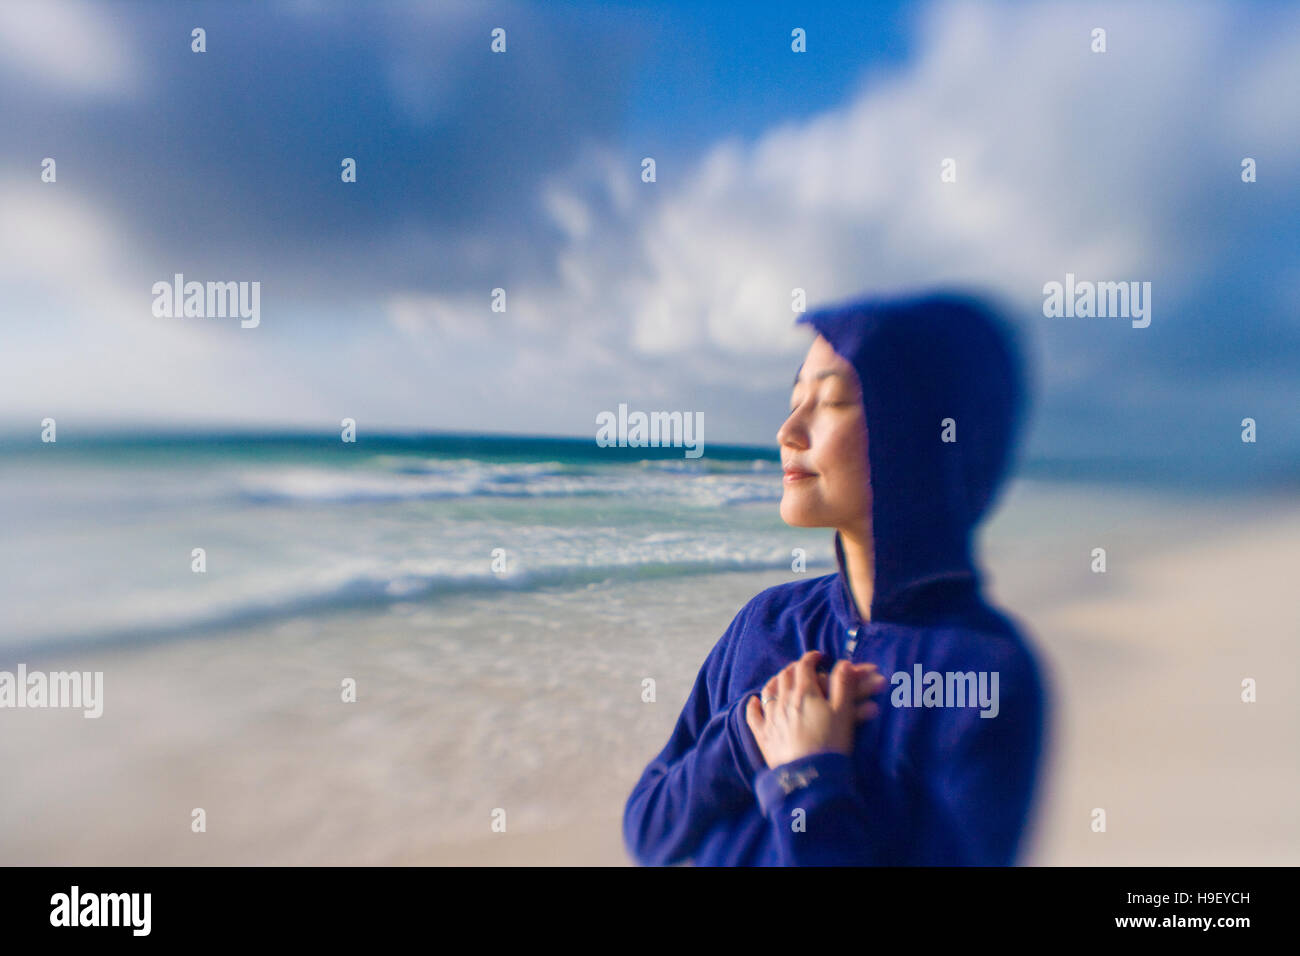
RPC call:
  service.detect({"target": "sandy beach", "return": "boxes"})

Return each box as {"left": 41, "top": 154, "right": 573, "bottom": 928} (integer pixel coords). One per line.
{"left": 1, "top": 479, "right": 1295, "bottom": 866}
{"left": 416, "top": 486, "right": 1300, "bottom": 866}
{"left": 1012, "top": 495, "right": 1299, "bottom": 865}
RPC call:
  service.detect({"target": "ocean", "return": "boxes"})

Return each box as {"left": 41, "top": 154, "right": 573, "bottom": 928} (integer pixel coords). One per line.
{"left": 0, "top": 431, "right": 1292, "bottom": 864}
{"left": 0, "top": 433, "right": 812, "bottom": 656}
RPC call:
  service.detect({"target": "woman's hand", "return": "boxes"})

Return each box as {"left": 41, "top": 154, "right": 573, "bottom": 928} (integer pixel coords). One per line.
{"left": 745, "top": 650, "right": 888, "bottom": 768}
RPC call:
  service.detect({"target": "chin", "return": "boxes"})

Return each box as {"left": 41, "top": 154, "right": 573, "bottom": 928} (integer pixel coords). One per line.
{"left": 779, "top": 502, "right": 823, "bottom": 528}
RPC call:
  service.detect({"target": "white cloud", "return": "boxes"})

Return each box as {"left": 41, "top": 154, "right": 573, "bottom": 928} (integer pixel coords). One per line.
{"left": 0, "top": 0, "right": 141, "bottom": 99}
{"left": 0, "top": 178, "right": 296, "bottom": 425}
{"left": 542, "top": 186, "right": 592, "bottom": 242}
{"left": 515, "top": 0, "right": 1300, "bottom": 419}
{"left": 3, "top": 0, "right": 1297, "bottom": 447}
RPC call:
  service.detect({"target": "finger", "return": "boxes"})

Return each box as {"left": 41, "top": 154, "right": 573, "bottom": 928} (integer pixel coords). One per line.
{"left": 746, "top": 695, "right": 765, "bottom": 732}
{"left": 855, "top": 666, "right": 886, "bottom": 692}
{"left": 762, "top": 673, "right": 778, "bottom": 699}
{"left": 855, "top": 699, "right": 880, "bottom": 722}
{"left": 793, "top": 653, "right": 819, "bottom": 698}
{"left": 819, "top": 664, "right": 876, "bottom": 703}
{"left": 788, "top": 652, "right": 817, "bottom": 684}
{"left": 777, "top": 663, "right": 795, "bottom": 700}
{"left": 829, "top": 660, "right": 855, "bottom": 712}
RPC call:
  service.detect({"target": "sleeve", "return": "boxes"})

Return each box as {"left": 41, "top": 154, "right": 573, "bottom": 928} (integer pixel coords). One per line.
{"left": 753, "top": 645, "right": 1046, "bottom": 867}
{"left": 622, "top": 604, "right": 770, "bottom": 867}
{"left": 754, "top": 751, "right": 900, "bottom": 865}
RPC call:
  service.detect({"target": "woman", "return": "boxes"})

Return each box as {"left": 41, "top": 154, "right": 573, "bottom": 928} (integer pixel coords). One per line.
{"left": 623, "top": 291, "right": 1050, "bottom": 866}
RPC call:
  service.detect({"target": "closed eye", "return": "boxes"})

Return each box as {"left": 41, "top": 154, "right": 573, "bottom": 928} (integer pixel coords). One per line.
{"left": 789, "top": 400, "right": 850, "bottom": 412}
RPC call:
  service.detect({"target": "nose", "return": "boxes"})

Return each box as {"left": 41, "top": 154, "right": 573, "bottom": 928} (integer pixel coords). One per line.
{"left": 776, "top": 404, "right": 809, "bottom": 450}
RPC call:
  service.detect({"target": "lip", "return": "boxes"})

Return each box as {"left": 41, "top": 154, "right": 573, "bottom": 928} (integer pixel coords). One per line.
{"left": 783, "top": 468, "right": 817, "bottom": 484}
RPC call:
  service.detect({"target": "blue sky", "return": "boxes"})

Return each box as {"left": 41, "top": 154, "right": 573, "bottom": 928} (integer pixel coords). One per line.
{"left": 1, "top": 0, "right": 1297, "bottom": 480}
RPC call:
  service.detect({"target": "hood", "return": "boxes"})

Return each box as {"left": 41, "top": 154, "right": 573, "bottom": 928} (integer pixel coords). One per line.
{"left": 794, "top": 291, "right": 1028, "bottom": 627}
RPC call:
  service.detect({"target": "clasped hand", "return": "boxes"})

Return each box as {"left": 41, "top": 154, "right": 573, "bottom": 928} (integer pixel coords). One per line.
{"left": 744, "top": 650, "right": 887, "bottom": 768}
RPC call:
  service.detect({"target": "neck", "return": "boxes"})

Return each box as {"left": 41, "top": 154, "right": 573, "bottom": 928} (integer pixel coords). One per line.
{"left": 839, "top": 523, "right": 875, "bottom": 623}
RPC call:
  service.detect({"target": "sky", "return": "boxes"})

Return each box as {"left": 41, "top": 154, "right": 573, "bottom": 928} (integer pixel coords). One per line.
{"left": 1, "top": 0, "right": 1297, "bottom": 477}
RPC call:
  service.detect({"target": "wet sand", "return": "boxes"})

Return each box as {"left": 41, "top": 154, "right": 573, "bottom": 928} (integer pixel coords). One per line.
{"left": 2, "top": 484, "right": 1295, "bottom": 866}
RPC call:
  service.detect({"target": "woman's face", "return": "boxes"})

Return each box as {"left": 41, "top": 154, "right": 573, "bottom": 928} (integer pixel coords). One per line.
{"left": 776, "top": 334, "right": 871, "bottom": 531}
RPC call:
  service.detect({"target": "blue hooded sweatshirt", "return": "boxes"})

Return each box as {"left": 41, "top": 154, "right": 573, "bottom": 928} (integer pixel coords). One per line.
{"left": 622, "top": 292, "right": 1050, "bottom": 866}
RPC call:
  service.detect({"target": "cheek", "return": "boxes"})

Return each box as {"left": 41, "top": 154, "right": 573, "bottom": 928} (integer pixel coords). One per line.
{"left": 822, "top": 424, "right": 865, "bottom": 470}
{"left": 818, "top": 426, "right": 869, "bottom": 497}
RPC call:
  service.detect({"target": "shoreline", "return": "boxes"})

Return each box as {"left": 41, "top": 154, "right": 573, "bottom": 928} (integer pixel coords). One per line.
{"left": 0, "top": 488, "right": 1295, "bottom": 865}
